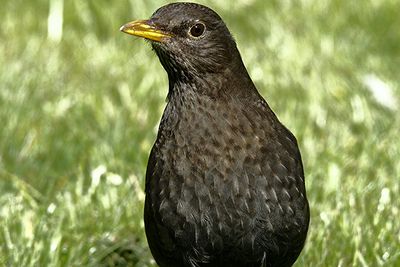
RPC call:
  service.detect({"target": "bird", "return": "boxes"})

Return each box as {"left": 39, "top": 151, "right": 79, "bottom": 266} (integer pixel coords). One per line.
{"left": 120, "top": 2, "right": 310, "bottom": 267}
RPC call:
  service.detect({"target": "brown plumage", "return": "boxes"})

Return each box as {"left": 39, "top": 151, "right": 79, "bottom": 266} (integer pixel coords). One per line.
{"left": 121, "top": 2, "right": 309, "bottom": 267}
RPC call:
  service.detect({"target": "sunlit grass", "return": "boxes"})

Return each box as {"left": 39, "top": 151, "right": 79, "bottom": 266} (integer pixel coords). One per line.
{"left": 1, "top": 0, "right": 399, "bottom": 266}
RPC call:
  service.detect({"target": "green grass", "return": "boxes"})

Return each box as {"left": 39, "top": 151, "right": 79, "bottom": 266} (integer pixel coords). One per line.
{"left": 1, "top": 0, "right": 399, "bottom": 266}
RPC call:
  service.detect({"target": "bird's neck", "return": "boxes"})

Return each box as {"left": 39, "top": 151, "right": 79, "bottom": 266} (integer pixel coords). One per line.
{"left": 167, "top": 58, "right": 257, "bottom": 102}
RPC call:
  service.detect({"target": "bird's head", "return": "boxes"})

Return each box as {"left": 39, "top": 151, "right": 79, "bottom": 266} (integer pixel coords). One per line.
{"left": 120, "top": 2, "right": 242, "bottom": 82}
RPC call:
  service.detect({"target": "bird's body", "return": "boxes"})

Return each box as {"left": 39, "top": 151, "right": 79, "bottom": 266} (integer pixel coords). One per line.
{"left": 121, "top": 3, "right": 309, "bottom": 267}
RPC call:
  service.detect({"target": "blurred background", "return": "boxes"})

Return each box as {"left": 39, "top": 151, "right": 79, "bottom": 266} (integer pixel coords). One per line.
{"left": 1, "top": 0, "right": 399, "bottom": 266}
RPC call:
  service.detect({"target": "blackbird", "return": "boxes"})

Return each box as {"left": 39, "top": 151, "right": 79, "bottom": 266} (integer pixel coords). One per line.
{"left": 120, "top": 2, "right": 309, "bottom": 267}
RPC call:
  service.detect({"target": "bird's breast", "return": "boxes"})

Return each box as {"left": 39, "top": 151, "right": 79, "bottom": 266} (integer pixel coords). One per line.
{"left": 149, "top": 96, "right": 308, "bottom": 251}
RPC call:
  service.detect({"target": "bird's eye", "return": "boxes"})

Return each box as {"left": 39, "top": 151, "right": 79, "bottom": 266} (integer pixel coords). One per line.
{"left": 189, "top": 23, "right": 206, "bottom": 38}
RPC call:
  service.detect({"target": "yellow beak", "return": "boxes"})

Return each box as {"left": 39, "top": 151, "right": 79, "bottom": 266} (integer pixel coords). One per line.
{"left": 120, "top": 20, "right": 172, "bottom": 42}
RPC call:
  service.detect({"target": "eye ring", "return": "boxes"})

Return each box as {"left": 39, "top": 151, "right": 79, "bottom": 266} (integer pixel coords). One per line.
{"left": 189, "top": 23, "right": 206, "bottom": 38}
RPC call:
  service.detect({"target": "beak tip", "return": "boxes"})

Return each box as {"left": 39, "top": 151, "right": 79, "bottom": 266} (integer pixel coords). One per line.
{"left": 119, "top": 25, "right": 126, "bottom": 32}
